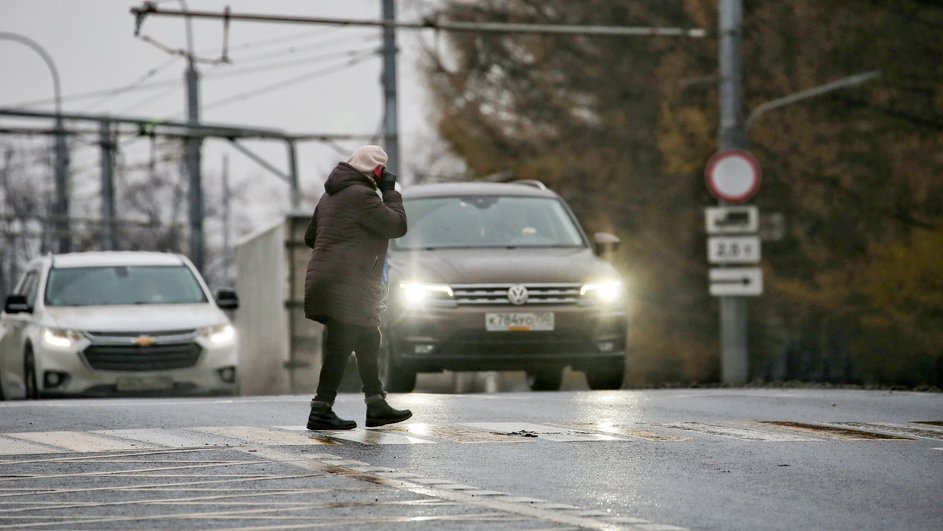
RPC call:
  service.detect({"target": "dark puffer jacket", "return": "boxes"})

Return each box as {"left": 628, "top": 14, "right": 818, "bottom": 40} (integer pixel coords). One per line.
{"left": 303, "top": 162, "right": 407, "bottom": 327}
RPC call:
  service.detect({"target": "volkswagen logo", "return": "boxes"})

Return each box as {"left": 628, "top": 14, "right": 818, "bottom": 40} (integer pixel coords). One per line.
{"left": 507, "top": 285, "right": 529, "bottom": 305}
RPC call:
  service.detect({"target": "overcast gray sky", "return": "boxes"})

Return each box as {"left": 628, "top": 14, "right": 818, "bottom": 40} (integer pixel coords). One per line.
{"left": 0, "top": 0, "right": 445, "bottom": 225}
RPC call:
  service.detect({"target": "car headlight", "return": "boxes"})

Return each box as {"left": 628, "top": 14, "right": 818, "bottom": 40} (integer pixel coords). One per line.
{"left": 200, "top": 324, "right": 236, "bottom": 345}
{"left": 398, "top": 282, "right": 453, "bottom": 308}
{"left": 42, "top": 328, "right": 84, "bottom": 350}
{"left": 580, "top": 281, "right": 623, "bottom": 304}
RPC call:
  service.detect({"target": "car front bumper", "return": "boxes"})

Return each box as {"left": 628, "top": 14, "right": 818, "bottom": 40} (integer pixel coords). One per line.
{"left": 384, "top": 304, "right": 627, "bottom": 373}
{"left": 33, "top": 336, "right": 239, "bottom": 397}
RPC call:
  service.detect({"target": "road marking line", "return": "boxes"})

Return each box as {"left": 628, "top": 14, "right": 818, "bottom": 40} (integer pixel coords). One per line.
{"left": 276, "top": 425, "right": 434, "bottom": 445}
{"left": 0, "top": 436, "right": 59, "bottom": 456}
{"left": 755, "top": 422, "right": 910, "bottom": 440}
{"left": 0, "top": 447, "right": 223, "bottom": 466}
{"left": 662, "top": 422, "right": 816, "bottom": 441}
{"left": 4, "top": 431, "right": 154, "bottom": 452}
{"left": 246, "top": 446, "right": 687, "bottom": 531}
{"left": 377, "top": 423, "right": 536, "bottom": 443}
{"left": 830, "top": 422, "right": 941, "bottom": 440}
{"left": 554, "top": 422, "right": 689, "bottom": 442}
{"left": 93, "top": 428, "right": 232, "bottom": 448}
{"left": 189, "top": 426, "right": 335, "bottom": 447}
{"left": 462, "top": 422, "right": 629, "bottom": 442}
{"left": 0, "top": 460, "right": 276, "bottom": 483}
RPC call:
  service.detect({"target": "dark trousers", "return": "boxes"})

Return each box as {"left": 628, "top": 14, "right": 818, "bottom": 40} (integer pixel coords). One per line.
{"left": 314, "top": 321, "right": 384, "bottom": 403}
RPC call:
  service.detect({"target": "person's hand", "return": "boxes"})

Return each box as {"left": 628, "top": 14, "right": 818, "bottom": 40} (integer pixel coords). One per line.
{"left": 378, "top": 167, "right": 397, "bottom": 191}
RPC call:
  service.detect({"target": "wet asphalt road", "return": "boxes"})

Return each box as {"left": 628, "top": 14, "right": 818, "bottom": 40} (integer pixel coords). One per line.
{"left": 0, "top": 388, "right": 941, "bottom": 530}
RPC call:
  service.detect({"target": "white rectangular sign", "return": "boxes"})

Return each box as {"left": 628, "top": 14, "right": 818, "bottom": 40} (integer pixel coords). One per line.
{"left": 707, "top": 236, "right": 761, "bottom": 264}
{"left": 705, "top": 206, "right": 759, "bottom": 234}
{"left": 709, "top": 267, "right": 763, "bottom": 296}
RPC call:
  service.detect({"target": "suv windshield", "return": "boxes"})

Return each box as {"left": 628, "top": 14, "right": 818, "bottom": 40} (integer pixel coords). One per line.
{"left": 394, "top": 196, "right": 586, "bottom": 250}
{"left": 45, "top": 265, "right": 207, "bottom": 307}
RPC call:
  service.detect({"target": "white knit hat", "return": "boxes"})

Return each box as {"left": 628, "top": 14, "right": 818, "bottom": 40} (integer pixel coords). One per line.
{"left": 346, "top": 145, "right": 388, "bottom": 173}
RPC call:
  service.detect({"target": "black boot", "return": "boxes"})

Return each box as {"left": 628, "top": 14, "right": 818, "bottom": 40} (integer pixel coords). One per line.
{"left": 307, "top": 400, "right": 357, "bottom": 430}
{"left": 365, "top": 395, "right": 412, "bottom": 427}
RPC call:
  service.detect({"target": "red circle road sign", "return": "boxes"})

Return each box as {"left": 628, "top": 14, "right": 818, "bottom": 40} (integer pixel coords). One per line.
{"left": 705, "top": 150, "right": 761, "bottom": 203}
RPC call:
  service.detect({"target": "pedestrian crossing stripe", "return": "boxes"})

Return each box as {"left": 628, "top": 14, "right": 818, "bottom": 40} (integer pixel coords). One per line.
{"left": 0, "top": 420, "right": 940, "bottom": 455}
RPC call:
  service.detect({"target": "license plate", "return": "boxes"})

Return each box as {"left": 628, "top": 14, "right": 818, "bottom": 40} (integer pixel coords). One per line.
{"left": 116, "top": 376, "right": 174, "bottom": 392}
{"left": 485, "top": 312, "right": 554, "bottom": 332}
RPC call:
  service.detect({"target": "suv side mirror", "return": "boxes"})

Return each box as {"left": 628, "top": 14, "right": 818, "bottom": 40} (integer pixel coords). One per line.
{"left": 3, "top": 294, "right": 32, "bottom": 314}
{"left": 593, "top": 232, "right": 621, "bottom": 256}
{"left": 216, "top": 289, "right": 240, "bottom": 310}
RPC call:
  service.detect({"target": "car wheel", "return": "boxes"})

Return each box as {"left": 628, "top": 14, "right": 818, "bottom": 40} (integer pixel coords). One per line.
{"left": 526, "top": 369, "right": 562, "bottom": 391}
{"left": 379, "top": 342, "right": 415, "bottom": 393}
{"left": 23, "top": 347, "right": 38, "bottom": 399}
{"left": 586, "top": 360, "right": 625, "bottom": 390}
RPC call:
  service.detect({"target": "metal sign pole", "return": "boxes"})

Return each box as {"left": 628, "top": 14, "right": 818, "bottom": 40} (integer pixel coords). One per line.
{"left": 717, "top": 0, "right": 749, "bottom": 384}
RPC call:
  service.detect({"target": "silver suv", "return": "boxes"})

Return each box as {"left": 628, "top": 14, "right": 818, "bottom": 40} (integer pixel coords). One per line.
{"left": 0, "top": 252, "right": 239, "bottom": 398}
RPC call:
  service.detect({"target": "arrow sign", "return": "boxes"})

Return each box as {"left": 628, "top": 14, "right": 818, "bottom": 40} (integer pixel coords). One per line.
{"left": 709, "top": 267, "right": 763, "bottom": 296}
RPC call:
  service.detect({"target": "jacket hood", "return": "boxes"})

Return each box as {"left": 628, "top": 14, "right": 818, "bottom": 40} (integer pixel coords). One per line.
{"left": 324, "top": 162, "right": 377, "bottom": 195}
{"left": 389, "top": 247, "right": 618, "bottom": 285}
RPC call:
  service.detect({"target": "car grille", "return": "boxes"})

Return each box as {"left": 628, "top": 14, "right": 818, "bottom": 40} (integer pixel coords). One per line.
{"left": 82, "top": 329, "right": 202, "bottom": 371}
{"left": 440, "top": 330, "right": 595, "bottom": 355}
{"left": 451, "top": 284, "right": 581, "bottom": 306}
{"left": 83, "top": 343, "right": 202, "bottom": 371}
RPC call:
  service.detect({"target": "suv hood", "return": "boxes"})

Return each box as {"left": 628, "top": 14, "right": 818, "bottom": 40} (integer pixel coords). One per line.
{"left": 44, "top": 304, "right": 227, "bottom": 333}
{"left": 389, "top": 247, "right": 618, "bottom": 285}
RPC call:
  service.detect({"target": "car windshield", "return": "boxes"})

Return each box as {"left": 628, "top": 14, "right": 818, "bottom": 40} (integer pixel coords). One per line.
{"left": 45, "top": 265, "right": 208, "bottom": 307}
{"left": 394, "top": 196, "right": 586, "bottom": 250}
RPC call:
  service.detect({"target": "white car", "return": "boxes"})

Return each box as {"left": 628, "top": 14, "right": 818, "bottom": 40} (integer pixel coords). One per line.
{"left": 0, "top": 252, "right": 239, "bottom": 399}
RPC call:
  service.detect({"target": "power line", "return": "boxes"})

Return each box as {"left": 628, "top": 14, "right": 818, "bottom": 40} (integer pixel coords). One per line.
{"left": 7, "top": 40, "right": 381, "bottom": 109}
{"left": 201, "top": 48, "right": 379, "bottom": 112}
{"left": 79, "top": 56, "right": 182, "bottom": 113}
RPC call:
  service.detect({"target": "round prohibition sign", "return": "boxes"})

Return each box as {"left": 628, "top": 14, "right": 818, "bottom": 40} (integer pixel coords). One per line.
{"left": 705, "top": 150, "right": 762, "bottom": 203}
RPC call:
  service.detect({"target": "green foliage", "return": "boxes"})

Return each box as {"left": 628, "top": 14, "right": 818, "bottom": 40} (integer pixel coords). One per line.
{"left": 422, "top": 0, "right": 943, "bottom": 385}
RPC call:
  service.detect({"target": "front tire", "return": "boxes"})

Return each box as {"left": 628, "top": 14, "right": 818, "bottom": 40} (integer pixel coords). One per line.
{"left": 527, "top": 368, "right": 562, "bottom": 391}
{"left": 586, "top": 360, "right": 625, "bottom": 390}
{"left": 379, "top": 342, "right": 415, "bottom": 393}
{"left": 24, "top": 347, "right": 38, "bottom": 399}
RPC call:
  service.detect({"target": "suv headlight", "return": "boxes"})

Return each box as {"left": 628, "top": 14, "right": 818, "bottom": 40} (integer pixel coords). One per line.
{"left": 399, "top": 282, "right": 453, "bottom": 308}
{"left": 200, "top": 324, "right": 236, "bottom": 345}
{"left": 580, "top": 281, "right": 623, "bottom": 304}
{"left": 42, "top": 328, "right": 84, "bottom": 350}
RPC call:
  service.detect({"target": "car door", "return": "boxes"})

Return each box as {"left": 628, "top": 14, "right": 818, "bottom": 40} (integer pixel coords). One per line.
{"left": 0, "top": 269, "right": 39, "bottom": 399}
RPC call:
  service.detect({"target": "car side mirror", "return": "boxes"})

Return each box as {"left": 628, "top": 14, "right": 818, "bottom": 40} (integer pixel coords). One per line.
{"left": 3, "top": 294, "right": 32, "bottom": 314}
{"left": 216, "top": 289, "right": 239, "bottom": 310}
{"left": 593, "top": 232, "right": 621, "bottom": 257}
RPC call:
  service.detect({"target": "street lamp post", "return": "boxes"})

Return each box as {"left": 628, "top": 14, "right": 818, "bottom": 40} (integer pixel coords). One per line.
{"left": 0, "top": 32, "right": 70, "bottom": 253}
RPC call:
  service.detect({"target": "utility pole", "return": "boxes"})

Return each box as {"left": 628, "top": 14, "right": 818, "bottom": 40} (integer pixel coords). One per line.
{"left": 185, "top": 51, "right": 204, "bottom": 271}
{"left": 381, "top": 0, "right": 400, "bottom": 174}
{"left": 717, "top": 0, "right": 749, "bottom": 384}
{"left": 222, "top": 153, "right": 232, "bottom": 285}
{"left": 99, "top": 120, "right": 116, "bottom": 251}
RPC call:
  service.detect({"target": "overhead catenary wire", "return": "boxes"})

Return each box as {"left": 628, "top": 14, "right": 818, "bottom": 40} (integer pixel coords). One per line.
{"left": 201, "top": 47, "right": 380, "bottom": 112}
{"left": 8, "top": 32, "right": 379, "bottom": 109}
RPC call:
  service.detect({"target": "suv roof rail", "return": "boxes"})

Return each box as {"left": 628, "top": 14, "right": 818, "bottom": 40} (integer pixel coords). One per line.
{"left": 509, "top": 179, "right": 547, "bottom": 190}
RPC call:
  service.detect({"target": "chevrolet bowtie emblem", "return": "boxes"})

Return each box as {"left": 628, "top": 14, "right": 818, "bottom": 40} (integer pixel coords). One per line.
{"left": 132, "top": 335, "right": 157, "bottom": 347}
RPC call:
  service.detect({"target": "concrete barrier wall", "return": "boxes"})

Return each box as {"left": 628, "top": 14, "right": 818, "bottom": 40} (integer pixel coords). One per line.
{"left": 233, "top": 219, "right": 290, "bottom": 395}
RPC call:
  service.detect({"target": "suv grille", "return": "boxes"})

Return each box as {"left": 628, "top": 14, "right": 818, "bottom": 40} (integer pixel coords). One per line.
{"left": 83, "top": 343, "right": 202, "bottom": 371}
{"left": 451, "top": 284, "right": 581, "bottom": 306}
{"left": 82, "top": 330, "right": 202, "bottom": 371}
